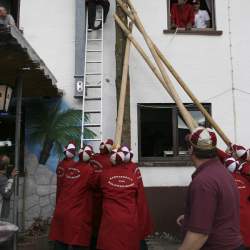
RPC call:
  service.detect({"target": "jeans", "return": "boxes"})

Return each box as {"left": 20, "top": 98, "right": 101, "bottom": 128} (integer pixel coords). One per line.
{"left": 88, "top": 0, "right": 110, "bottom": 28}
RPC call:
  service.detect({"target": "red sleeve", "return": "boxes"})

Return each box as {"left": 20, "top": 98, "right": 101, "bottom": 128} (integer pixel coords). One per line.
{"left": 135, "top": 167, "right": 154, "bottom": 239}
{"left": 217, "top": 148, "right": 230, "bottom": 163}
{"left": 55, "top": 163, "right": 62, "bottom": 204}
{"left": 187, "top": 5, "right": 195, "bottom": 25}
{"left": 170, "top": 5, "right": 177, "bottom": 25}
{"left": 187, "top": 181, "right": 217, "bottom": 234}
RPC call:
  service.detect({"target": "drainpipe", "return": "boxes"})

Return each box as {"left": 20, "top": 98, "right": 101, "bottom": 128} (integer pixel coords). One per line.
{"left": 74, "top": 0, "right": 86, "bottom": 97}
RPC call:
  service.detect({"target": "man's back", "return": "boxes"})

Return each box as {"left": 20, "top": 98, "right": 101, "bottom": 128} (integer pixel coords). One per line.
{"left": 184, "top": 158, "right": 243, "bottom": 250}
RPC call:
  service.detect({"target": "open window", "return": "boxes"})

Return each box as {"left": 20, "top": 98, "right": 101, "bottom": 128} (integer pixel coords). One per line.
{"left": 0, "top": 0, "right": 20, "bottom": 26}
{"left": 164, "top": 0, "right": 222, "bottom": 35}
{"left": 138, "top": 103, "right": 211, "bottom": 164}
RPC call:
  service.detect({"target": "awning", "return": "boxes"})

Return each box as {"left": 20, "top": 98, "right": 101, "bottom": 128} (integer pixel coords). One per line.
{"left": 0, "top": 26, "right": 62, "bottom": 97}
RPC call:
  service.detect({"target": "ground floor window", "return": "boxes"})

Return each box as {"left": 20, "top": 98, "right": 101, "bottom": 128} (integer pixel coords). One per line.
{"left": 138, "top": 103, "right": 211, "bottom": 163}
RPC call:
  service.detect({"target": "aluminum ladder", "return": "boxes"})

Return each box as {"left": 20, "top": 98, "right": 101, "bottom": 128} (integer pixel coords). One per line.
{"left": 81, "top": 7, "right": 104, "bottom": 149}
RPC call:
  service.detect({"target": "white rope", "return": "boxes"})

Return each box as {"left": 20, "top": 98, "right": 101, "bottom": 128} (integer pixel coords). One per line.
{"left": 227, "top": 0, "right": 237, "bottom": 142}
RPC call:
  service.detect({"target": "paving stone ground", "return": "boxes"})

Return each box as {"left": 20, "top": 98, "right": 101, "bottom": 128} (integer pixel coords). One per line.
{"left": 147, "top": 238, "right": 180, "bottom": 250}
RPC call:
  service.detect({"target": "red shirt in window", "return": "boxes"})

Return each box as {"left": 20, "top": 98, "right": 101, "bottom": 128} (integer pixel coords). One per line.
{"left": 183, "top": 158, "right": 243, "bottom": 250}
{"left": 171, "top": 3, "right": 194, "bottom": 28}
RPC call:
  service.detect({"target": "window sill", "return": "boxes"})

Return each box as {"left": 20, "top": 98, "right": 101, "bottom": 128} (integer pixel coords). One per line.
{"left": 163, "top": 28, "right": 223, "bottom": 36}
{"left": 139, "top": 157, "right": 194, "bottom": 167}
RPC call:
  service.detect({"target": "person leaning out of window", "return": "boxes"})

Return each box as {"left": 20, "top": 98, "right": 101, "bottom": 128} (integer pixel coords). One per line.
{"left": 193, "top": 0, "right": 210, "bottom": 29}
{"left": 0, "top": 5, "right": 15, "bottom": 28}
{"left": 171, "top": 0, "right": 195, "bottom": 30}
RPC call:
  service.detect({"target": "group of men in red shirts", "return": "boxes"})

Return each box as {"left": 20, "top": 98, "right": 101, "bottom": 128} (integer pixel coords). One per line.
{"left": 217, "top": 144, "right": 250, "bottom": 249}
{"left": 49, "top": 139, "right": 153, "bottom": 250}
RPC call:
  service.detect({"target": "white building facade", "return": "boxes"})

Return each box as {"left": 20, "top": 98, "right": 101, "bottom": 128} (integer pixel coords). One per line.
{"left": 5, "top": 0, "right": 250, "bottom": 233}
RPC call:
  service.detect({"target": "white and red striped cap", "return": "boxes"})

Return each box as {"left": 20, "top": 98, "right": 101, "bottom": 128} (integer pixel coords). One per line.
{"left": 63, "top": 141, "right": 76, "bottom": 159}
{"left": 99, "top": 139, "right": 114, "bottom": 154}
{"left": 224, "top": 157, "right": 239, "bottom": 173}
{"left": 79, "top": 145, "right": 93, "bottom": 162}
{"left": 110, "top": 148, "right": 125, "bottom": 165}
{"left": 190, "top": 127, "right": 217, "bottom": 150}
{"left": 232, "top": 144, "right": 249, "bottom": 161}
{"left": 120, "top": 146, "right": 134, "bottom": 163}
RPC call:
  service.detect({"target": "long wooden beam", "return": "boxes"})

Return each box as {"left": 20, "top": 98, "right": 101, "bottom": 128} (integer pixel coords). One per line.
{"left": 114, "top": 23, "right": 133, "bottom": 148}
{"left": 116, "top": 0, "right": 231, "bottom": 146}
{"left": 115, "top": 1, "right": 197, "bottom": 131}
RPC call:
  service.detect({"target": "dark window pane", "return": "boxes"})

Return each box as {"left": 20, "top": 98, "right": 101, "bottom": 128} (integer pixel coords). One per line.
{"left": 140, "top": 106, "right": 173, "bottom": 157}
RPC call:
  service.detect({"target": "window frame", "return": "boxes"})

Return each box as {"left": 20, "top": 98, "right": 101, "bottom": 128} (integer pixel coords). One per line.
{"left": 164, "top": 0, "right": 222, "bottom": 36}
{"left": 137, "top": 103, "right": 211, "bottom": 166}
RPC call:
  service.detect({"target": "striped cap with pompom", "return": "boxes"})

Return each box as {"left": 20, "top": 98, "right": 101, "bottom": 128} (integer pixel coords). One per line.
{"left": 189, "top": 127, "right": 217, "bottom": 150}
{"left": 79, "top": 145, "right": 94, "bottom": 162}
{"left": 232, "top": 144, "right": 249, "bottom": 161}
{"left": 63, "top": 141, "right": 77, "bottom": 159}
{"left": 110, "top": 148, "right": 125, "bottom": 165}
{"left": 120, "top": 146, "right": 134, "bottom": 163}
{"left": 224, "top": 157, "right": 239, "bottom": 173}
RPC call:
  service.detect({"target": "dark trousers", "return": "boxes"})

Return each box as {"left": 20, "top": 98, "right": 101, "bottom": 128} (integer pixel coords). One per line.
{"left": 88, "top": 0, "right": 110, "bottom": 27}
{"left": 54, "top": 241, "right": 89, "bottom": 250}
{"left": 90, "top": 237, "right": 148, "bottom": 250}
{"left": 140, "top": 240, "right": 148, "bottom": 250}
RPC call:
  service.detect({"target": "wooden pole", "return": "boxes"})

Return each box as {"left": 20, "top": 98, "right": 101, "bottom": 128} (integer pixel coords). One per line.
{"left": 116, "top": 0, "right": 231, "bottom": 146}
{"left": 115, "top": 2, "right": 197, "bottom": 131}
{"left": 114, "top": 23, "right": 133, "bottom": 148}
{"left": 154, "top": 48, "right": 232, "bottom": 146}
{"left": 114, "top": 15, "right": 175, "bottom": 98}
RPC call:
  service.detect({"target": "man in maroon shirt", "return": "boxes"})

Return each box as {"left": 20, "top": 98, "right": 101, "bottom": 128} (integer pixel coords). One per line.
{"left": 171, "top": 0, "right": 194, "bottom": 29}
{"left": 177, "top": 127, "right": 244, "bottom": 250}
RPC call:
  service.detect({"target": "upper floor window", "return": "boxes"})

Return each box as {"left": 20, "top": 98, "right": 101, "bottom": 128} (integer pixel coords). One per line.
{"left": 164, "top": 0, "right": 222, "bottom": 35}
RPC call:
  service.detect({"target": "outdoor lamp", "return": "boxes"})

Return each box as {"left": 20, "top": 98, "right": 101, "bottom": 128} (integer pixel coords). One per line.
{"left": 0, "top": 85, "right": 13, "bottom": 112}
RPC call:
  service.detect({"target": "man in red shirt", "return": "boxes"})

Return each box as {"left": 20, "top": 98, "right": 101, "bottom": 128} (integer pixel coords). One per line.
{"left": 90, "top": 139, "right": 113, "bottom": 250}
{"left": 120, "top": 146, "right": 154, "bottom": 249}
{"left": 177, "top": 127, "right": 244, "bottom": 250}
{"left": 171, "top": 0, "right": 194, "bottom": 29}
{"left": 55, "top": 141, "right": 77, "bottom": 203}
{"left": 50, "top": 145, "right": 96, "bottom": 250}
{"left": 97, "top": 149, "right": 141, "bottom": 250}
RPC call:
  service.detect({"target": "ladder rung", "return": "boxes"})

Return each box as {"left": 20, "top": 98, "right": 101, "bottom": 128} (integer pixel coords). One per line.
{"left": 87, "top": 50, "right": 102, "bottom": 52}
{"left": 83, "top": 138, "right": 102, "bottom": 141}
{"left": 84, "top": 110, "right": 101, "bottom": 113}
{"left": 84, "top": 124, "right": 101, "bottom": 127}
{"left": 88, "top": 39, "right": 102, "bottom": 41}
{"left": 86, "top": 61, "right": 102, "bottom": 63}
{"left": 85, "top": 85, "right": 101, "bottom": 88}
{"left": 96, "top": 19, "right": 102, "bottom": 21}
{"left": 85, "top": 72, "right": 102, "bottom": 75}
{"left": 85, "top": 97, "right": 101, "bottom": 101}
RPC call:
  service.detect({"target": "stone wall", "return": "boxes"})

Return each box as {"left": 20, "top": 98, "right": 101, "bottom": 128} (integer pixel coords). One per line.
{"left": 22, "top": 152, "right": 57, "bottom": 230}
